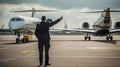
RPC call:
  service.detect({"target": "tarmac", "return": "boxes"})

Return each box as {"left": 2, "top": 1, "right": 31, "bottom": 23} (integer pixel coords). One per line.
{"left": 0, "top": 35, "right": 120, "bottom": 67}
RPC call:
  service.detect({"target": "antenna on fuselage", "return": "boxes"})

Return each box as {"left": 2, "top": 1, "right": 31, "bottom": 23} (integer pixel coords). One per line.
{"left": 0, "top": 24, "right": 5, "bottom": 30}
{"left": 11, "top": 8, "right": 58, "bottom": 17}
{"left": 64, "top": 20, "right": 68, "bottom": 29}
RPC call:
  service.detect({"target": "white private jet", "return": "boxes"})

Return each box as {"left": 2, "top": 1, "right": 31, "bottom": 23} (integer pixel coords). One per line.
{"left": 9, "top": 8, "right": 60, "bottom": 43}
{"left": 74, "top": 7, "right": 120, "bottom": 41}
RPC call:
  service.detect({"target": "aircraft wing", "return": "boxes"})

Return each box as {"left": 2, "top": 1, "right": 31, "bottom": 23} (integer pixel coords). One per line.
{"left": 110, "top": 29, "right": 120, "bottom": 33}
{"left": 75, "top": 29, "right": 96, "bottom": 34}
{"left": 51, "top": 29, "right": 96, "bottom": 34}
{"left": 50, "top": 29, "right": 63, "bottom": 32}
{"left": 49, "top": 28, "right": 77, "bottom": 34}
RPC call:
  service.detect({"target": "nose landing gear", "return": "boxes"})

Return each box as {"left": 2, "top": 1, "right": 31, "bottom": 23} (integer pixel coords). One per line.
{"left": 22, "top": 35, "right": 32, "bottom": 43}
{"left": 15, "top": 32, "right": 32, "bottom": 44}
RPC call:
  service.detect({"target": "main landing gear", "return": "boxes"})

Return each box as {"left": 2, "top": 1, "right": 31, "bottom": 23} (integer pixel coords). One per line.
{"left": 106, "top": 34, "right": 113, "bottom": 41}
{"left": 84, "top": 33, "right": 113, "bottom": 41}
{"left": 85, "top": 33, "right": 91, "bottom": 41}
{"left": 16, "top": 32, "right": 32, "bottom": 44}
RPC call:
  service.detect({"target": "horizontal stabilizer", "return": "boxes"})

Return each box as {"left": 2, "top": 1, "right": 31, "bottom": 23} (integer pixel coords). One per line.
{"left": 11, "top": 8, "right": 58, "bottom": 12}
{"left": 11, "top": 8, "right": 58, "bottom": 17}
{"left": 12, "top": 10, "right": 58, "bottom": 12}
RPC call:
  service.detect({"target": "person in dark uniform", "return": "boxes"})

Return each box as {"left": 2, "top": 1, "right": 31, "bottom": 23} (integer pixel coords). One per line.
{"left": 35, "top": 16, "right": 63, "bottom": 67}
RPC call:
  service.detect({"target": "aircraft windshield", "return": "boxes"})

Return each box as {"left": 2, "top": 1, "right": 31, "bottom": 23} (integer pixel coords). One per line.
{"left": 10, "top": 18, "right": 24, "bottom": 21}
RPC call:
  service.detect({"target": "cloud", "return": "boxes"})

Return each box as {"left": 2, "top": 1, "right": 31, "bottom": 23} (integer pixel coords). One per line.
{"left": 0, "top": 0, "right": 37, "bottom": 4}
{"left": 0, "top": 0, "right": 120, "bottom": 9}
{"left": 0, "top": 3, "right": 60, "bottom": 28}
{"left": 0, "top": 3, "right": 120, "bottom": 29}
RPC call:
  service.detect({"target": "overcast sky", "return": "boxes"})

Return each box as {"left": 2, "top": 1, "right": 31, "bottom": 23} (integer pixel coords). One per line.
{"left": 0, "top": 0, "right": 120, "bottom": 29}
{"left": 0, "top": 0, "right": 120, "bottom": 9}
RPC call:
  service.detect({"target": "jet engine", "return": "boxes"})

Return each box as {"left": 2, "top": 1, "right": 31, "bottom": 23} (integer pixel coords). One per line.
{"left": 114, "top": 22, "right": 120, "bottom": 29}
{"left": 46, "top": 18, "right": 53, "bottom": 23}
{"left": 82, "top": 22, "right": 89, "bottom": 29}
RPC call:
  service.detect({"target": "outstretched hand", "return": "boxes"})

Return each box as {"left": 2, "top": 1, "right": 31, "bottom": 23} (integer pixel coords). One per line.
{"left": 60, "top": 16, "right": 63, "bottom": 20}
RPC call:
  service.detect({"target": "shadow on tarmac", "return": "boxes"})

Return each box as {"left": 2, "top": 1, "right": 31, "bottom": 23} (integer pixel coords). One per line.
{"left": 52, "top": 40, "right": 120, "bottom": 45}
{"left": 1, "top": 40, "right": 120, "bottom": 45}
{"left": 91, "top": 40, "right": 119, "bottom": 45}
{"left": 1, "top": 40, "right": 38, "bottom": 45}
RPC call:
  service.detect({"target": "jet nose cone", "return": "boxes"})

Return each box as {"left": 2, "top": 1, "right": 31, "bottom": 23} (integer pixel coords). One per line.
{"left": 9, "top": 21, "right": 25, "bottom": 30}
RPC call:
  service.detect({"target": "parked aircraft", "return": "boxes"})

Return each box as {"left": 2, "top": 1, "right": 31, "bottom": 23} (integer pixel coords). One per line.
{"left": 75, "top": 7, "right": 120, "bottom": 41}
{"left": 9, "top": 8, "right": 59, "bottom": 43}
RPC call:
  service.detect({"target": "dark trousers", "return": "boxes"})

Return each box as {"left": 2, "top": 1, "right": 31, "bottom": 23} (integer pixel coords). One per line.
{"left": 38, "top": 40, "right": 50, "bottom": 65}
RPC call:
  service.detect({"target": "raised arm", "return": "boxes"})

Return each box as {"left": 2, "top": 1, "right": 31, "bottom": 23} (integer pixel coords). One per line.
{"left": 49, "top": 16, "right": 63, "bottom": 27}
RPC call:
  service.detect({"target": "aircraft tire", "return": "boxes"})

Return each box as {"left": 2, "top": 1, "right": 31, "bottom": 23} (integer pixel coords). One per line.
{"left": 85, "top": 36, "right": 87, "bottom": 41}
{"left": 88, "top": 36, "right": 91, "bottom": 41}
{"left": 106, "top": 36, "right": 109, "bottom": 41}
{"left": 22, "top": 38, "right": 29, "bottom": 43}
{"left": 16, "top": 38, "right": 20, "bottom": 44}
{"left": 26, "top": 38, "right": 29, "bottom": 43}
{"left": 22, "top": 38, "right": 26, "bottom": 43}
{"left": 110, "top": 36, "right": 113, "bottom": 41}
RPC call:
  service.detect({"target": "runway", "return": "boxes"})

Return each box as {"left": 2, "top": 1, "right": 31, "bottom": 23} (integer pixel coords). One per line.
{"left": 0, "top": 35, "right": 120, "bottom": 67}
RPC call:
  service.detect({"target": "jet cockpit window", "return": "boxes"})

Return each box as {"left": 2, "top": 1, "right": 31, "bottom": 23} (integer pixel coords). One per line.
{"left": 10, "top": 18, "right": 16, "bottom": 21}
{"left": 16, "top": 18, "right": 21, "bottom": 21}
{"left": 10, "top": 18, "right": 24, "bottom": 21}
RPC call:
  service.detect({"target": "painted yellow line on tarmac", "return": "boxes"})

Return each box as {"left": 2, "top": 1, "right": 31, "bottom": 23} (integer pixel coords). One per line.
{"left": 21, "top": 50, "right": 35, "bottom": 53}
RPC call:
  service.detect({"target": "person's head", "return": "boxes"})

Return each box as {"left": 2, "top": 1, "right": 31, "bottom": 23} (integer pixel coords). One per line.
{"left": 41, "top": 16, "right": 46, "bottom": 21}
